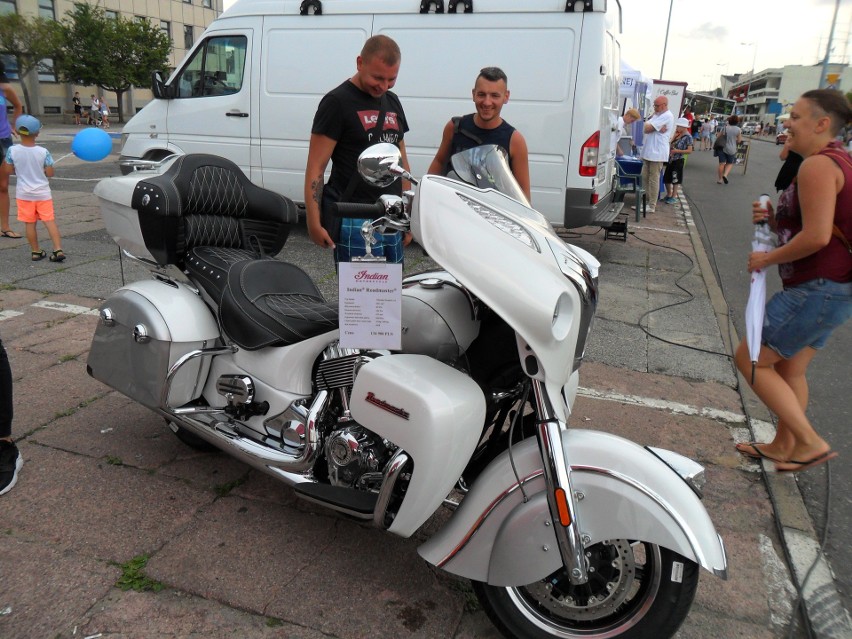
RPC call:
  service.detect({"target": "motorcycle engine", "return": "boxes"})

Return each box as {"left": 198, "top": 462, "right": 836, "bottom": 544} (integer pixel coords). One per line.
{"left": 324, "top": 424, "right": 390, "bottom": 489}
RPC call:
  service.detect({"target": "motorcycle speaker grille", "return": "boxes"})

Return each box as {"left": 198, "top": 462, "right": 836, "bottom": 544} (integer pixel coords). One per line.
{"left": 314, "top": 354, "right": 361, "bottom": 390}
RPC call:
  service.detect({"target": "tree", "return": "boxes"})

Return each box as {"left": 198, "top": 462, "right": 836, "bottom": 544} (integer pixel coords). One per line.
{"left": 0, "top": 13, "right": 65, "bottom": 115}
{"left": 58, "top": 4, "right": 171, "bottom": 123}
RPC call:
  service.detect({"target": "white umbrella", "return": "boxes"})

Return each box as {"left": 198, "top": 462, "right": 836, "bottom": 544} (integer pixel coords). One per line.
{"left": 745, "top": 200, "right": 775, "bottom": 384}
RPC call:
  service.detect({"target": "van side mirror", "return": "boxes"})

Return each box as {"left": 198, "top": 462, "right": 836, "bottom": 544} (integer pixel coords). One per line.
{"left": 151, "top": 71, "right": 174, "bottom": 99}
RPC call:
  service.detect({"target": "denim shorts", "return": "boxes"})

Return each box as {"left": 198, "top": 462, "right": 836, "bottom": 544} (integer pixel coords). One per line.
{"left": 0, "top": 136, "right": 12, "bottom": 163}
{"left": 717, "top": 151, "right": 736, "bottom": 164}
{"left": 762, "top": 278, "right": 852, "bottom": 358}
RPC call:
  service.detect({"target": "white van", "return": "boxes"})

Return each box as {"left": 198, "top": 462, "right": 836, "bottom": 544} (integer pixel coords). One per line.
{"left": 119, "top": 0, "right": 623, "bottom": 229}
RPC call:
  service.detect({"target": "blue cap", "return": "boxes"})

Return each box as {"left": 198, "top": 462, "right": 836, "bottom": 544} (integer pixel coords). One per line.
{"left": 15, "top": 115, "right": 41, "bottom": 135}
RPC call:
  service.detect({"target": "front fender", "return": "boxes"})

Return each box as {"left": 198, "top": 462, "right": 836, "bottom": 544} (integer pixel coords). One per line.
{"left": 418, "top": 430, "right": 728, "bottom": 587}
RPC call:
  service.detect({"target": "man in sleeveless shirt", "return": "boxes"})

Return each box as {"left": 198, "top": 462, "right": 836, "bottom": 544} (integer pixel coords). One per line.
{"left": 427, "top": 67, "right": 531, "bottom": 202}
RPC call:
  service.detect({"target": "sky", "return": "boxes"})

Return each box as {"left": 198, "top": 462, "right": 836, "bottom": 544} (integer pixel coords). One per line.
{"left": 619, "top": 0, "right": 851, "bottom": 91}
{"left": 219, "top": 0, "right": 849, "bottom": 92}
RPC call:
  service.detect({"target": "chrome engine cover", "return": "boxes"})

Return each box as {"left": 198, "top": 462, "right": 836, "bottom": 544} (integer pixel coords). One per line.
{"left": 325, "top": 424, "right": 389, "bottom": 488}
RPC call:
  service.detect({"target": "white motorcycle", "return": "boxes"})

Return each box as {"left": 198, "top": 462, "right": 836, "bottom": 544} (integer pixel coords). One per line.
{"left": 89, "top": 144, "right": 727, "bottom": 639}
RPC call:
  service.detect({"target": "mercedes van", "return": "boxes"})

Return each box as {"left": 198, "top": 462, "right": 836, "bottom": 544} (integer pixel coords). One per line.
{"left": 119, "top": 0, "right": 623, "bottom": 228}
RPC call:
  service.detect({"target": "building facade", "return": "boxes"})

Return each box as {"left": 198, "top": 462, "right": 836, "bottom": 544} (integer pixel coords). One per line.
{"left": 1, "top": 0, "right": 222, "bottom": 119}
{"left": 724, "top": 62, "right": 851, "bottom": 126}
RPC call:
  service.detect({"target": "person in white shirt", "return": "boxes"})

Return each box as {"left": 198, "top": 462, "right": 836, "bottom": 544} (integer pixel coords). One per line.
{"left": 637, "top": 96, "right": 674, "bottom": 213}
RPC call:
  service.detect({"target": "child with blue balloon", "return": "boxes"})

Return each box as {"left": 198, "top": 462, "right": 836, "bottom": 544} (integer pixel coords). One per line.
{"left": 1, "top": 115, "right": 64, "bottom": 262}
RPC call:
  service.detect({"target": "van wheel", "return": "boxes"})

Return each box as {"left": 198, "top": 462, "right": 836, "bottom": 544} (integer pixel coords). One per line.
{"left": 167, "top": 420, "right": 219, "bottom": 452}
{"left": 472, "top": 541, "right": 699, "bottom": 638}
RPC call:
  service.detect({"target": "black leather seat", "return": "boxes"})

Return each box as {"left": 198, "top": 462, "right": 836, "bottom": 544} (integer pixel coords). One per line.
{"left": 219, "top": 260, "right": 339, "bottom": 350}
{"left": 131, "top": 154, "right": 338, "bottom": 349}
{"left": 132, "top": 153, "right": 295, "bottom": 270}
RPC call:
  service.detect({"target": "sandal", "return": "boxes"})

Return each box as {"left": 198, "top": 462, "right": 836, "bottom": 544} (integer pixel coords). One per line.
{"left": 31, "top": 249, "right": 46, "bottom": 261}
{"left": 49, "top": 249, "right": 66, "bottom": 263}
{"left": 1, "top": 229, "right": 22, "bottom": 238}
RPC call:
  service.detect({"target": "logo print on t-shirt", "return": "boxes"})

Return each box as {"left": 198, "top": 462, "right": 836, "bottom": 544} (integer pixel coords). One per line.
{"left": 358, "top": 110, "right": 400, "bottom": 132}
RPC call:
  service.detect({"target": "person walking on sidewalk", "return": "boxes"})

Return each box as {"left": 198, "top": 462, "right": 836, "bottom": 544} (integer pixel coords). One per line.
{"left": 663, "top": 117, "right": 693, "bottom": 204}
{"left": 637, "top": 95, "right": 673, "bottom": 214}
{"left": 72, "top": 91, "right": 82, "bottom": 126}
{"left": 716, "top": 114, "right": 742, "bottom": 184}
{"left": 0, "top": 61, "right": 23, "bottom": 240}
{"left": 100, "top": 96, "right": 110, "bottom": 129}
{"left": 0, "top": 332, "right": 22, "bottom": 496}
{"left": 3, "top": 115, "right": 65, "bottom": 263}
{"left": 734, "top": 89, "right": 852, "bottom": 473}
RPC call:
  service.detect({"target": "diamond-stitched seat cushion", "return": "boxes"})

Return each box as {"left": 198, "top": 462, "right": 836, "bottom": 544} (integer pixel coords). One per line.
{"left": 131, "top": 154, "right": 297, "bottom": 267}
{"left": 185, "top": 246, "right": 258, "bottom": 303}
{"left": 219, "top": 259, "right": 339, "bottom": 350}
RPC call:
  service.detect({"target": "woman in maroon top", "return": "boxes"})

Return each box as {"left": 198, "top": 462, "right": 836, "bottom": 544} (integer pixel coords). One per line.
{"left": 734, "top": 89, "right": 852, "bottom": 472}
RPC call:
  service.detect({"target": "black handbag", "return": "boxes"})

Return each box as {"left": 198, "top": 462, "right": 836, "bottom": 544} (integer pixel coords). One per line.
{"left": 713, "top": 127, "right": 727, "bottom": 151}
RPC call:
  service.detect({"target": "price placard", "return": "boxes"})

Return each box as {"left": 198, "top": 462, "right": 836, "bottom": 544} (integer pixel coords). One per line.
{"left": 338, "top": 262, "right": 403, "bottom": 350}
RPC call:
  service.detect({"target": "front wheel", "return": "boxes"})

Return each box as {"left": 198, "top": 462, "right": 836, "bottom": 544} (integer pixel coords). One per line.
{"left": 473, "top": 540, "right": 699, "bottom": 639}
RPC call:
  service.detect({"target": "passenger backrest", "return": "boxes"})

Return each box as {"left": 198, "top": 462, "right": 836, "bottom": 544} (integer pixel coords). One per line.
{"left": 131, "top": 154, "right": 298, "bottom": 267}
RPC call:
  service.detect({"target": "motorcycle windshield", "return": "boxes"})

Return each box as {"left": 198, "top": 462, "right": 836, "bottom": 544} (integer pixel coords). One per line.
{"left": 450, "top": 145, "right": 529, "bottom": 205}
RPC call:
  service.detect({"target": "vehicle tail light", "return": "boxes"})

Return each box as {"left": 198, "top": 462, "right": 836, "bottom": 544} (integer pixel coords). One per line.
{"left": 579, "top": 131, "right": 600, "bottom": 177}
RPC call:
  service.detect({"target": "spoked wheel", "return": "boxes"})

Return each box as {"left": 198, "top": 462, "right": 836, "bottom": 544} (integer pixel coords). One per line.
{"left": 473, "top": 540, "right": 699, "bottom": 639}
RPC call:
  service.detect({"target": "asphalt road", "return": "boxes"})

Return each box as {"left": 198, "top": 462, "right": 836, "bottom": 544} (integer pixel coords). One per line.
{"left": 684, "top": 136, "right": 852, "bottom": 614}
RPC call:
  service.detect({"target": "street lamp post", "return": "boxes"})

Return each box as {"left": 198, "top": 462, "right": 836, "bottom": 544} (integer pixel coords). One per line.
{"left": 660, "top": 0, "right": 675, "bottom": 78}
{"left": 739, "top": 42, "right": 758, "bottom": 120}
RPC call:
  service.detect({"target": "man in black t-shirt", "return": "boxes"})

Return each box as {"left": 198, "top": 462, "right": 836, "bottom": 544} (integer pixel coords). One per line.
{"left": 304, "top": 35, "right": 412, "bottom": 264}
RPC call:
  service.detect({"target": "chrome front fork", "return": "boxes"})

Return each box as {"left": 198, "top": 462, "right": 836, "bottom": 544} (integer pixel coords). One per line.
{"left": 531, "top": 379, "right": 589, "bottom": 585}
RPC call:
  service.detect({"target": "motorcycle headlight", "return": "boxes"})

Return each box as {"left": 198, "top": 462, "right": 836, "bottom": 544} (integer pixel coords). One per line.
{"left": 457, "top": 193, "right": 539, "bottom": 252}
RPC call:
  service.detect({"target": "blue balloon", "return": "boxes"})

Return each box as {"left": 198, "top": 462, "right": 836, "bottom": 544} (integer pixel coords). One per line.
{"left": 71, "top": 127, "right": 113, "bottom": 162}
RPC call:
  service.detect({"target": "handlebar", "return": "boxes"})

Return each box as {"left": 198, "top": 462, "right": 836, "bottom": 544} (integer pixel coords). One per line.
{"left": 331, "top": 201, "right": 388, "bottom": 218}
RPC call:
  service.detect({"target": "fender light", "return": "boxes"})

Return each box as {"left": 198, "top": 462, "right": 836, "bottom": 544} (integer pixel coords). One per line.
{"left": 579, "top": 131, "right": 600, "bottom": 177}
{"left": 554, "top": 487, "right": 572, "bottom": 526}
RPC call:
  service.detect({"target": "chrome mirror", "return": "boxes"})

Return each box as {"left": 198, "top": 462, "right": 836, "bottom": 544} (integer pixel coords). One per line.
{"left": 357, "top": 143, "right": 403, "bottom": 187}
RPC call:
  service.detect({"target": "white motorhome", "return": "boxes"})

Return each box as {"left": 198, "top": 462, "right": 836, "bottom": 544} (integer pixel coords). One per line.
{"left": 119, "top": 0, "right": 623, "bottom": 229}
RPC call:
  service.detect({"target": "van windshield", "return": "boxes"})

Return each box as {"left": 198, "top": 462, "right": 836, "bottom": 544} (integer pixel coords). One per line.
{"left": 449, "top": 144, "right": 528, "bottom": 205}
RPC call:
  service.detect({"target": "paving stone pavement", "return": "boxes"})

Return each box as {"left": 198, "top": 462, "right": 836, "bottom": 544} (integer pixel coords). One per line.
{"left": 0, "top": 135, "right": 824, "bottom": 638}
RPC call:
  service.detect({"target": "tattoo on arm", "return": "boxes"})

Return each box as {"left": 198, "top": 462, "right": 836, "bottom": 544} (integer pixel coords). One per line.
{"left": 310, "top": 178, "right": 323, "bottom": 206}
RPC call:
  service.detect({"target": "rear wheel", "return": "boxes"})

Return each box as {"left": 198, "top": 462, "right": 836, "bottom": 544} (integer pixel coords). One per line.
{"left": 473, "top": 541, "right": 699, "bottom": 639}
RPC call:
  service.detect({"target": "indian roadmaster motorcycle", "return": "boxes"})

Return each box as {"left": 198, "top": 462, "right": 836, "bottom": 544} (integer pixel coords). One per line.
{"left": 88, "top": 144, "right": 727, "bottom": 639}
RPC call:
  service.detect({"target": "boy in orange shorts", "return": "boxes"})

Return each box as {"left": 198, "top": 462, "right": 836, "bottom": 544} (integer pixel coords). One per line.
{"left": 2, "top": 115, "right": 64, "bottom": 261}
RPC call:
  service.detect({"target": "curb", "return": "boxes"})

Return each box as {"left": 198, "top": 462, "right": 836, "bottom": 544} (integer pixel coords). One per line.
{"left": 678, "top": 192, "right": 852, "bottom": 638}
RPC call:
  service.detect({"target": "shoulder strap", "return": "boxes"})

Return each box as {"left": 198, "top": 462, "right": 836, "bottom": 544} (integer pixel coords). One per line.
{"left": 453, "top": 115, "right": 484, "bottom": 146}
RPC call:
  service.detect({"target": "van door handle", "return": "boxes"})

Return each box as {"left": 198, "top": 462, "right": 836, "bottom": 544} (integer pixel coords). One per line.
{"left": 226, "top": 111, "right": 249, "bottom": 118}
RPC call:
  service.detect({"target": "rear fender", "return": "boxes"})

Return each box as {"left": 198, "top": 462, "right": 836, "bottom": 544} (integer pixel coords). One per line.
{"left": 418, "top": 430, "right": 728, "bottom": 586}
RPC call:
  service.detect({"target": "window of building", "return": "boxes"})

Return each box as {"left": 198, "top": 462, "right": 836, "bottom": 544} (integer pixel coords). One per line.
{"left": 38, "top": 0, "right": 54, "bottom": 20}
{"left": 183, "top": 25, "right": 194, "bottom": 50}
{"left": 36, "top": 58, "right": 56, "bottom": 83}
{"left": 105, "top": 9, "right": 118, "bottom": 19}
{"left": 173, "top": 35, "right": 247, "bottom": 98}
{"left": 0, "top": 0, "right": 15, "bottom": 16}
{"left": 202, "top": 0, "right": 211, "bottom": 7}
{"left": 0, "top": 54, "right": 18, "bottom": 80}
{"left": 160, "top": 20, "right": 171, "bottom": 41}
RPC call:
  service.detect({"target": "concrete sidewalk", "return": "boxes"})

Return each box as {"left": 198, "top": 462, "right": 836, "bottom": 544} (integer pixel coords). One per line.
{"left": 0, "top": 161, "right": 834, "bottom": 638}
